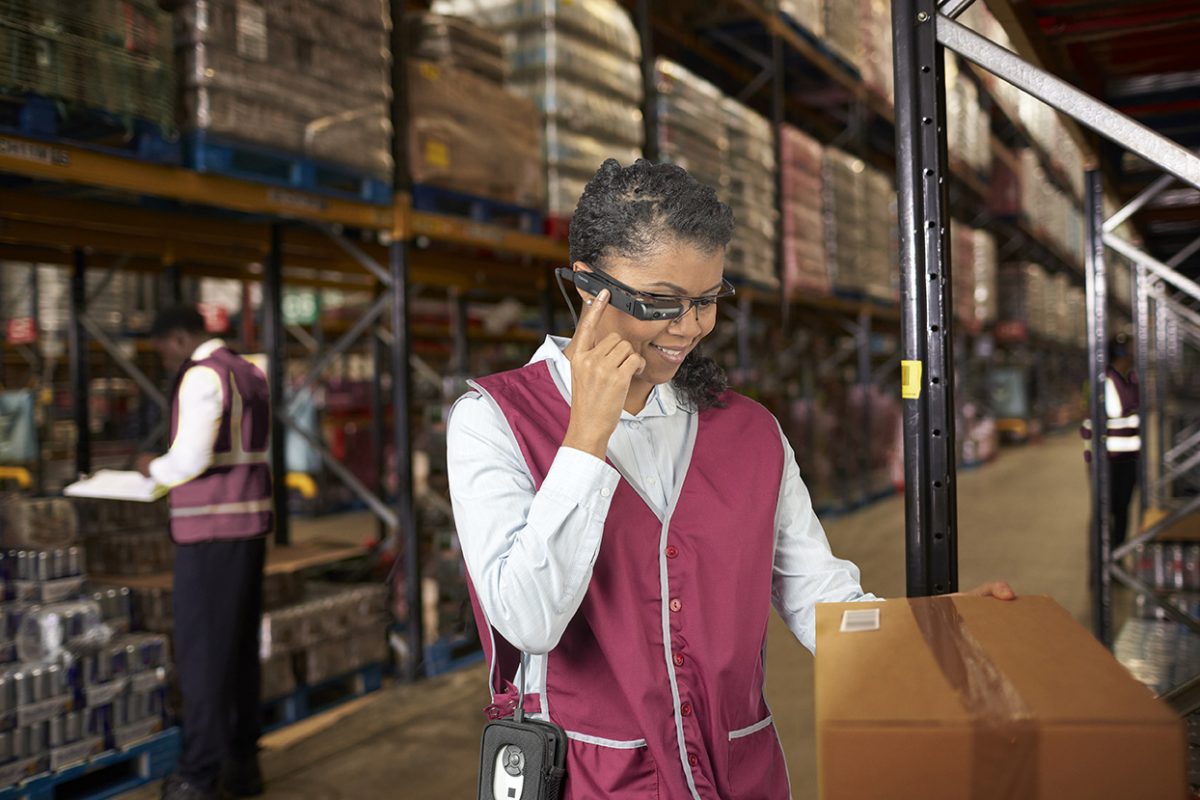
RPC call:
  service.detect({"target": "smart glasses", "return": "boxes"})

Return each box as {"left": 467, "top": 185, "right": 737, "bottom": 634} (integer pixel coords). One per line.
{"left": 554, "top": 266, "right": 736, "bottom": 323}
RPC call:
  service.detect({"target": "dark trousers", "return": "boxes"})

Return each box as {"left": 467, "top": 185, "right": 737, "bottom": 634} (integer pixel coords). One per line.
{"left": 1110, "top": 457, "right": 1138, "bottom": 550}
{"left": 174, "top": 536, "right": 266, "bottom": 791}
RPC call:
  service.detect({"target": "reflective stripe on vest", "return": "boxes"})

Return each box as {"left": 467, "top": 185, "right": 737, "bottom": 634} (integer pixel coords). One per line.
{"left": 170, "top": 498, "right": 273, "bottom": 519}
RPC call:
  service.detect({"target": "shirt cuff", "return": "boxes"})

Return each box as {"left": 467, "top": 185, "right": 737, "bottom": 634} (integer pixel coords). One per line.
{"left": 542, "top": 447, "right": 622, "bottom": 521}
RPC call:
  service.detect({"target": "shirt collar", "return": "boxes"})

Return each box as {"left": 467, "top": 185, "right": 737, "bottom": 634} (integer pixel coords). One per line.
{"left": 528, "top": 336, "right": 682, "bottom": 418}
{"left": 191, "top": 338, "right": 226, "bottom": 362}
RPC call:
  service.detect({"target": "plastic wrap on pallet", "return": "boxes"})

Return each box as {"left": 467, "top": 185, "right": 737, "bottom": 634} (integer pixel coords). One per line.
{"left": 723, "top": 95, "right": 777, "bottom": 288}
{"left": 260, "top": 651, "right": 296, "bottom": 701}
{"left": 780, "top": 125, "right": 828, "bottom": 297}
{"left": 175, "top": 0, "right": 393, "bottom": 180}
{"left": 823, "top": 0, "right": 862, "bottom": 71}
{"left": 434, "top": 0, "right": 643, "bottom": 217}
{"left": 408, "top": 59, "right": 544, "bottom": 208}
{"left": 16, "top": 601, "right": 109, "bottom": 665}
{"left": 970, "top": 228, "right": 997, "bottom": 327}
{"left": 260, "top": 583, "right": 389, "bottom": 660}
{"left": 0, "top": 0, "right": 175, "bottom": 132}
{"left": 655, "top": 59, "right": 727, "bottom": 188}
{"left": 404, "top": 11, "right": 508, "bottom": 85}
{"left": 82, "top": 528, "right": 173, "bottom": 577}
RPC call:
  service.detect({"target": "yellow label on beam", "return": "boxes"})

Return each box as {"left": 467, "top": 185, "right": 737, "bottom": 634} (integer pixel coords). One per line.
{"left": 901, "top": 360, "right": 923, "bottom": 400}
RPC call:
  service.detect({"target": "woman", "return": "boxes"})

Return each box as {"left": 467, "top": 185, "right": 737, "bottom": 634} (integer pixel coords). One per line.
{"left": 447, "top": 159, "right": 1013, "bottom": 799}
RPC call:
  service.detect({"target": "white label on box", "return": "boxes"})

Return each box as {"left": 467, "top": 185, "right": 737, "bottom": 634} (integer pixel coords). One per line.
{"left": 18, "top": 695, "right": 72, "bottom": 726}
{"left": 114, "top": 719, "right": 163, "bottom": 750}
{"left": 0, "top": 756, "right": 40, "bottom": 786}
{"left": 86, "top": 678, "right": 128, "bottom": 707}
{"left": 130, "top": 669, "right": 167, "bottom": 693}
{"left": 236, "top": 1, "right": 268, "bottom": 62}
{"left": 49, "top": 737, "right": 103, "bottom": 772}
{"left": 840, "top": 608, "right": 881, "bottom": 633}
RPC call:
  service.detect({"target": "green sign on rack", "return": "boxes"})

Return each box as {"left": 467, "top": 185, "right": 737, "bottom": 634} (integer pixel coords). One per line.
{"left": 282, "top": 290, "right": 319, "bottom": 326}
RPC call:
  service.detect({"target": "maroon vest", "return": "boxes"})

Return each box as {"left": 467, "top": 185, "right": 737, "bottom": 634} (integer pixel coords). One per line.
{"left": 168, "top": 346, "right": 273, "bottom": 543}
{"left": 468, "top": 361, "right": 789, "bottom": 799}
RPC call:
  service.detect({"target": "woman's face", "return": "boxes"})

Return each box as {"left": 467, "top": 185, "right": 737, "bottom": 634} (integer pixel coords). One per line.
{"left": 574, "top": 241, "right": 727, "bottom": 388}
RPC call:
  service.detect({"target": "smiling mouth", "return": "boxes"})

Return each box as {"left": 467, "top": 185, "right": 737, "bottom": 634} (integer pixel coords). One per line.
{"left": 650, "top": 343, "right": 688, "bottom": 363}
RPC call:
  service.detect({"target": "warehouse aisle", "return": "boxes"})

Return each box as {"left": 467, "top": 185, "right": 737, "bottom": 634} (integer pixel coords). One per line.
{"left": 121, "top": 432, "right": 1091, "bottom": 799}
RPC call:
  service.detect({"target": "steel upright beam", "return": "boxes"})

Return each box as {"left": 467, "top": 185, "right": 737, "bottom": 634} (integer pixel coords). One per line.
{"left": 370, "top": 301, "right": 388, "bottom": 543}
{"left": 893, "top": 0, "right": 958, "bottom": 596}
{"left": 262, "top": 223, "right": 290, "bottom": 546}
{"left": 1084, "top": 170, "right": 1113, "bottom": 646}
{"left": 390, "top": 241, "right": 422, "bottom": 682}
{"left": 636, "top": 0, "right": 658, "bottom": 162}
{"left": 772, "top": 30, "right": 787, "bottom": 331}
{"left": 1155, "top": 297, "right": 1170, "bottom": 507}
{"left": 390, "top": 2, "right": 423, "bottom": 682}
{"left": 69, "top": 249, "right": 90, "bottom": 477}
{"left": 1134, "top": 265, "right": 1151, "bottom": 512}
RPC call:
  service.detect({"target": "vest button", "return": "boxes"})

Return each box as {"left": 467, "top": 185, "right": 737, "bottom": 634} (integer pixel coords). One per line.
{"left": 669, "top": 598, "right": 682, "bottom": 613}
{"left": 673, "top": 654, "right": 684, "bottom": 667}
{"left": 687, "top": 753, "right": 699, "bottom": 768}
{"left": 665, "top": 545, "right": 679, "bottom": 559}
{"left": 680, "top": 702, "right": 692, "bottom": 717}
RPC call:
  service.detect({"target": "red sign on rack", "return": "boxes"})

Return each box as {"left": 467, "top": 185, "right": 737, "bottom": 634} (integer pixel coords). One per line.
{"left": 197, "top": 304, "right": 229, "bottom": 334}
{"left": 6, "top": 317, "right": 36, "bottom": 345}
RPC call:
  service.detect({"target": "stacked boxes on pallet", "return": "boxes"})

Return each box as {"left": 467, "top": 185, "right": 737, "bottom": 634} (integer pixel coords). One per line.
{"left": 951, "top": 221, "right": 977, "bottom": 330}
{"left": 259, "top": 583, "right": 389, "bottom": 702}
{"left": 0, "top": 0, "right": 175, "bottom": 135}
{"left": 972, "top": 228, "right": 998, "bottom": 329}
{"left": 859, "top": 0, "right": 893, "bottom": 104}
{"left": 945, "top": 57, "right": 990, "bottom": 178}
{"left": 823, "top": 148, "right": 866, "bottom": 296}
{"left": 861, "top": 164, "right": 897, "bottom": 302}
{"left": 653, "top": 59, "right": 726, "bottom": 200}
{"left": 0, "top": 499, "right": 172, "bottom": 786}
{"left": 780, "top": 125, "right": 828, "bottom": 297}
{"left": 405, "top": 14, "right": 544, "bottom": 209}
{"left": 997, "top": 262, "right": 1053, "bottom": 341}
{"left": 823, "top": 0, "right": 862, "bottom": 73}
{"left": 174, "top": 0, "right": 393, "bottom": 181}
{"left": 436, "top": 0, "right": 644, "bottom": 217}
{"left": 723, "top": 97, "right": 778, "bottom": 288}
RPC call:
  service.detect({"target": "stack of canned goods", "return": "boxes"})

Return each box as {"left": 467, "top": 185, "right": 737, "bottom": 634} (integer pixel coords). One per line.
{"left": 3, "top": 547, "right": 87, "bottom": 604}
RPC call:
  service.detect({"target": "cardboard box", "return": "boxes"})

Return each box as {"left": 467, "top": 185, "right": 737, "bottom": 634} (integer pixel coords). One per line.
{"left": 816, "top": 596, "right": 1186, "bottom": 800}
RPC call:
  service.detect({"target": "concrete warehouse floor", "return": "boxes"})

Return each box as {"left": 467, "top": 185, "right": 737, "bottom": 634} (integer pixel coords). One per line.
{"left": 123, "top": 431, "right": 1098, "bottom": 800}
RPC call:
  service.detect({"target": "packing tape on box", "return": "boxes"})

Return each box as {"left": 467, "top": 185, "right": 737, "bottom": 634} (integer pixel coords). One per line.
{"left": 911, "top": 597, "right": 1039, "bottom": 800}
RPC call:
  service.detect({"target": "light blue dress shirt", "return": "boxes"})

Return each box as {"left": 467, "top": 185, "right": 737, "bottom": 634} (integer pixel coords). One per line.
{"left": 447, "top": 336, "right": 877, "bottom": 695}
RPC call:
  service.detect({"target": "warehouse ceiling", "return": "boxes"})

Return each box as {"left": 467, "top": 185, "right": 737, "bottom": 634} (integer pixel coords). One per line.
{"left": 1013, "top": 0, "right": 1200, "bottom": 276}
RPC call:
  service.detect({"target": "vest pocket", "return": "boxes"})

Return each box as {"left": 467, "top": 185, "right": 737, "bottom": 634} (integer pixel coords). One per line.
{"left": 726, "top": 716, "right": 789, "bottom": 799}
{"left": 564, "top": 732, "right": 659, "bottom": 799}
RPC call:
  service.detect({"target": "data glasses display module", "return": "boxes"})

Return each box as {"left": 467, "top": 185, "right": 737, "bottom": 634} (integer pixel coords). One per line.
{"left": 554, "top": 267, "right": 735, "bottom": 322}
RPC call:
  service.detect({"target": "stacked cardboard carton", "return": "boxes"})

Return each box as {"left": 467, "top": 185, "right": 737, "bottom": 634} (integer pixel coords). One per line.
{"left": 723, "top": 97, "right": 778, "bottom": 288}
{"left": 780, "top": 126, "right": 828, "bottom": 297}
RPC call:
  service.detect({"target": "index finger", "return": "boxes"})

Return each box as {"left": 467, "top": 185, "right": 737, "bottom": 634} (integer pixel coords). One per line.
{"left": 574, "top": 288, "right": 610, "bottom": 350}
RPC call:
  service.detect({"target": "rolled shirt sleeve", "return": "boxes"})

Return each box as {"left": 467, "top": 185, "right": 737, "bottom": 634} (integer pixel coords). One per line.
{"left": 149, "top": 366, "right": 223, "bottom": 488}
{"left": 447, "top": 391, "right": 621, "bottom": 654}
{"left": 769, "top": 419, "right": 879, "bottom": 653}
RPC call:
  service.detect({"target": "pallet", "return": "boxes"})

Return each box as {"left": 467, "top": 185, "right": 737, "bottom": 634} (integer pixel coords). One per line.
{"left": 0, "top": 727, "right": 180, "bottom": 800}
{"left": 425, "top": 635, "right": 485, "bottom": 678}
{"left": 410, "top": 184, "right": 543, "bottom": 234}
{"left": 261, "top": 663, "right": 384, "bottom": 733}
{"left": 0, "top": 93, "right": 180, "bottom": 165}
{"left": 184, "top": 133, "right": 391, "bottom": 205}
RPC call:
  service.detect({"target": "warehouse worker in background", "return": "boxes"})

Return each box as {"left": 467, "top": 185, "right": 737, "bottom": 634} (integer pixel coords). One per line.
{"left": 1081, "top": 333, "right": 1141, "bottom": 549}
{"left": 447, "top": 159, "right": 1015, "bottom": 799}
{"left": 136, "top": 306, "right": 271, "bottom": 800}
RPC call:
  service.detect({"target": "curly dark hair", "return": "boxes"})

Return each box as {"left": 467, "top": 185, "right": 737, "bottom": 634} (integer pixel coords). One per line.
{"left": 569, "top": 159, "right": 734, "bottom": 412}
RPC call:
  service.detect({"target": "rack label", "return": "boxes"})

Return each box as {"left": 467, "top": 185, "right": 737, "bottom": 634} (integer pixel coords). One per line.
{"left": 0, "top": 138, "right": 69, "bottom": 167}
{"left": 901, "top": 360, "right": 923, "bottom": 400}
